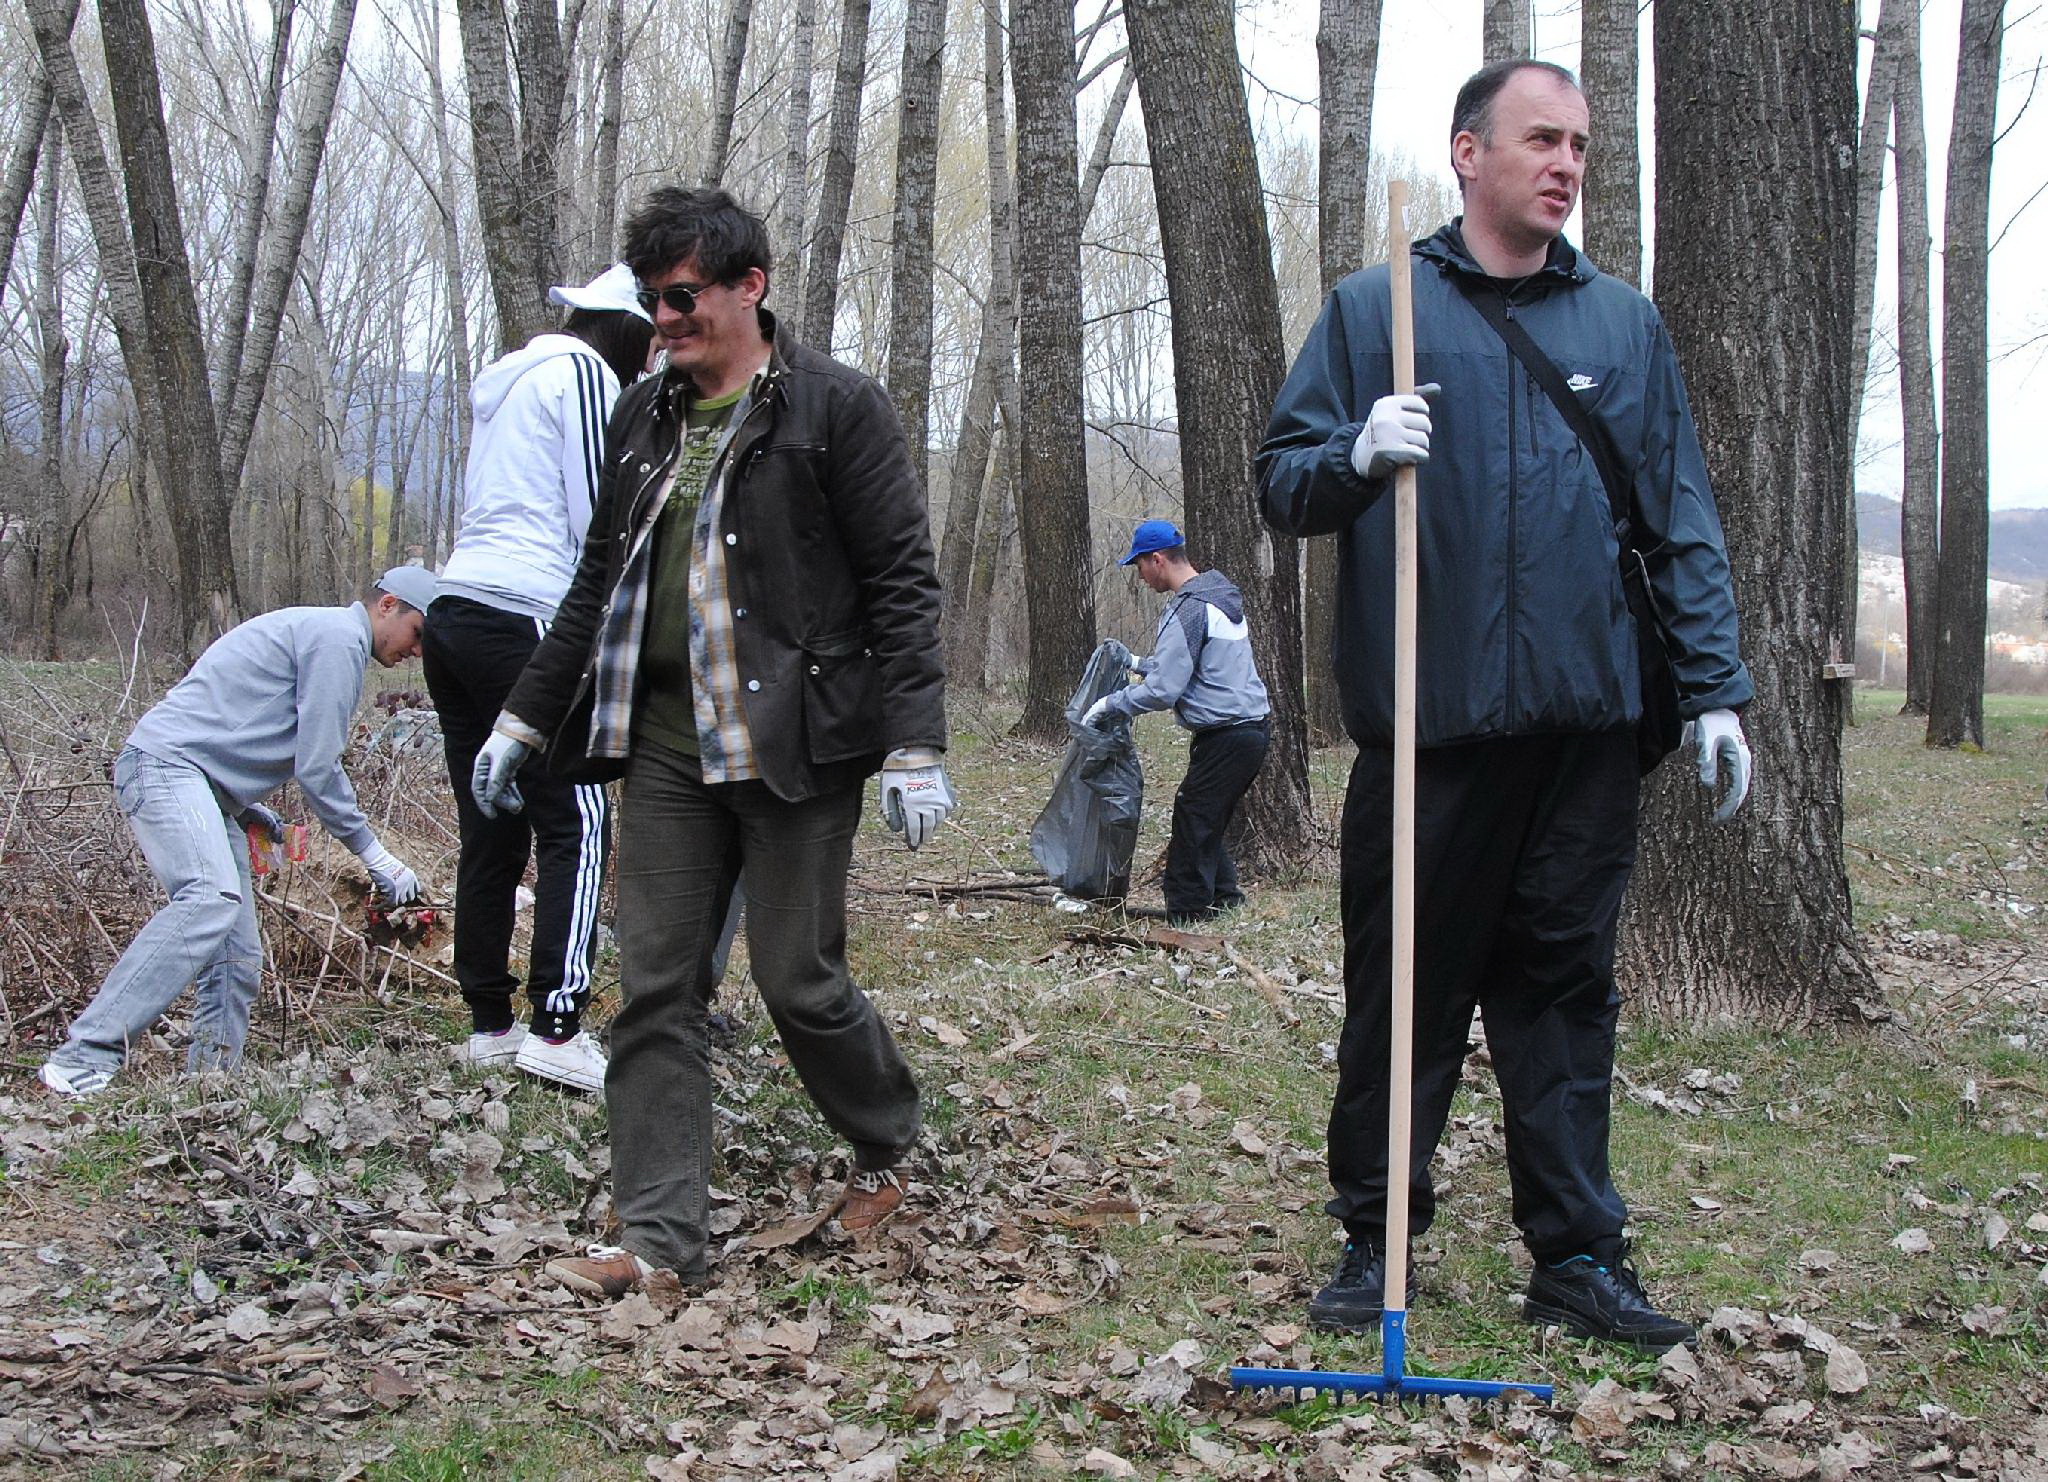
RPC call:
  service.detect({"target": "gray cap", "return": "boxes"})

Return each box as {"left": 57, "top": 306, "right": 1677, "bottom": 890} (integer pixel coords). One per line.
{"left": 376, "top": 564, "right": 438, "bottom": 613}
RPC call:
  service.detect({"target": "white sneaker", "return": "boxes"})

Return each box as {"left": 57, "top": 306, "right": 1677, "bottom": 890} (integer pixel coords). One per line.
{"left": 463, "top": 1025, "right": 527, "bottom": 1068}
{"left": 39, "top": 1061, "right": 114, "bottom": 1099}
{"left": 514, "top": 1030, "right": 607, "bottom": 1092}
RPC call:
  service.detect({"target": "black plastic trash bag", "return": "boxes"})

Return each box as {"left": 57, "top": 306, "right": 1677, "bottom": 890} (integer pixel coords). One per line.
{"left": 1030, "top": 639, "right": 1144, "bottom": 902}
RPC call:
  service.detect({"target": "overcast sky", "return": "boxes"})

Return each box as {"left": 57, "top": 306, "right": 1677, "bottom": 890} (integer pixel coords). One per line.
{"left": 1235, "top": 1, "right": 2048, "bottom": 510}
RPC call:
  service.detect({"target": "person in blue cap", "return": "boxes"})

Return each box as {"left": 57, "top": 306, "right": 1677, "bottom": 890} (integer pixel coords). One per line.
{"left": 1084, "top": 519, "right": 1271, "bottom": 925}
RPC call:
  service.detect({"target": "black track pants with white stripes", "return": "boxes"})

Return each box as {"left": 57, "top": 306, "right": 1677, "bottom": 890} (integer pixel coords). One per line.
{"left": 423, "top": 597, "right": 609, "bottom": 1041}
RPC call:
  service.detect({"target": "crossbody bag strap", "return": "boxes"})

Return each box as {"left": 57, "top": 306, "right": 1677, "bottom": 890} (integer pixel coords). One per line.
{"left": 1448, "top": 275, "right": 1635, "bottom": 542}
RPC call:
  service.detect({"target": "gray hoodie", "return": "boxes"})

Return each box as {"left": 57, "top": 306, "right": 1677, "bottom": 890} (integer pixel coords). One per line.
{"left": 1097, "top": 570, "right": 1270, "bottom": 732}
{"left": 126, "top": 604, "right": 382, "bottom": 856}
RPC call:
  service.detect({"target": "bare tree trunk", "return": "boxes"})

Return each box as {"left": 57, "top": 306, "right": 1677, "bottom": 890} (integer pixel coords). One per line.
{"left": 1926, "top": 0, "right": 2003, "bottom": 749}
{"left": 96, "top": 0, "right": 240, "bottom": 643}
{"left": 802, "top": 0, "right": 870, "bottom": 348}
{"left": 777, "top": 0, "right": 818, "bottom": 309}
{"left": 36, "top": 127, "right": 70, "bottom": 659}
{"left": 1894, "top": 0, "right": 1939, "bottom": 717}
{"left": 1306, "top": 0, "right": 1381, "bottom": 744}
{"left": 704, "top": 0, "right": 755, "bottom": 186}
{"left": 1628, "top": 0, "right": 1873, "bottom": 1023}
{"left": 217, "top": 0, "right": 360, "bottom": 494}
{"left": 1124, "top": 0, "right": 1308, "bottom": 868}
{"left": 959, "top": 417, "right": 1012, "bottom": 688}
{"left": 1579, "top": 0, "right": 1640, "bottom": 288}
{"left": 884, "top": 0, "right": 947, "bottom": 496}
{"left": 1841, "top": 4, "right": 1903, "bottom": 695}
{"left": 1010, "top": 0, "right": 1098, "bottom": 736}
{"left": 1482, "top": 0, "right": 1529, "bottom": 65}
{"left": 457, "top": 0, "right": 560, "bottom": 351}
{"left": 422, "top": 5, "right": 476, "bottom": 480}
{"left": 939, "top": 0, "right": 1015, "bottom": 683}
{"left": 0, "top": 58, "right": 54, "bottom": 310}
{"left": 1077, "top": 64, "right": 1134, "bottom": 222}
{"left": 359, "top": 382, "right": 382, "bottom": 583}
{"left": 212, "top": 0, "right": 297, "bottom": 411}
{"left": 511, "top": 0, "right": 569, "bottom": 289}
{"left": 592, "top": 0, "right": 627, "bottom": 263}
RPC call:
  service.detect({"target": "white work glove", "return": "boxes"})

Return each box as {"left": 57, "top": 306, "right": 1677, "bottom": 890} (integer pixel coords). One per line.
{"left": 471, "top": 730, "right": 532, "bottom": 818}
{"left": 359, "top": 841, "right": 421, "bottom": 906}
{"left": 1350, "top": 382, "right": 1441, "bottom": 480}
{"left": 1081, "top": 696, "right": 1118, "bottom": 730}
{"left": 878, "top": 746, "right": 955, "bottom": 850}
{"left": 1682, "top": 708, "right": 1752, "bottom": 822}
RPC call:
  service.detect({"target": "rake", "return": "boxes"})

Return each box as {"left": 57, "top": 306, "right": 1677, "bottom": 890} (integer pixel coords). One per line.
{"left": 1231, "top": 181, "right": 1552, "bottom": 1407}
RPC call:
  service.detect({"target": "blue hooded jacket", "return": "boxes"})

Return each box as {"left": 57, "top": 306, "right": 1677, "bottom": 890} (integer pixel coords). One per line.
{"left": 1258, "top": 221, "right": 1752, "bottom": 750}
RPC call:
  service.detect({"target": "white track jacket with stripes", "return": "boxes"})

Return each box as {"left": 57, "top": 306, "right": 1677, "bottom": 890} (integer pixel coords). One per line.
{"left": 439, "top": 333, "right": 620, "bottom": 620}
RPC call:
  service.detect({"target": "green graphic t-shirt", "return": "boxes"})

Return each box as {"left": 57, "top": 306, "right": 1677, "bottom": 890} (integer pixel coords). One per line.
{"left": 634, "top": 384, "right": 747, "bottom": 756}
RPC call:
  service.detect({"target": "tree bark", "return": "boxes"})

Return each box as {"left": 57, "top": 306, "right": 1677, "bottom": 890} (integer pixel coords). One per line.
{"left": 776, "top": 0, "right": 818, "bottom": 309}
{"left": 1077, "top": 64, "right": 1135, "bottom": 223}
{"left": 422, "top": 4, "right": 476, "bottom": 483}
{"left": 959, "top": 416, "right": 1013, "bottom": 688}
{"left": 1894, "top": 0, "right": 1939, "bottom": 716}
{"left": 801, "top": 0, "right": 870, "bottom": 349}
{"left": 1482, "top": 0, "right": 1529, "bottom": 65}
{"left": 456, "top": 0, "right": 562, "bottom": 352}
{"left": 212, "top": 0, "right": 297, "bottom": 413}
{"left": 938, "top": 0, "right": 1016, "bottom": 684}
{"left": 1124, "top": 0, "right": 1309, "bottom": 868}
{"left": 592, "top": 0, "right": 627, "bottom": 263}
{"left": 704, "top": 0, "right": 755, "bottom": 185}
{"left": 1306, "top": 0, "right": 1382, "bottom": 744}
{"left": 1010, "top": 0, "right": 1098, "bottom": 736}
{"left": 218, "top": 0, "right": 359, "bottom": 494}
{"left": 510, "top": 0, "right": 569, "bottom": 290}
{"left": 96, "top": 0, "right": 241, "bottom": 642}
{"left": 1926, "top": 0, "right": 2003, "bottom": 749}
{"left": 884, "top": 0, "right": 947, "bottom": 497}
{"left": 1629, "top": 0, "right": 1874, "bottom": 1023}
{"left": 0, "top": 56, "right": 55, "bottom": 311}
{"left": 35, "top": 127, "right": 70, "bottom": 658}
{"left": 1579, "top": 0, "right": 1640, "bottom": 288}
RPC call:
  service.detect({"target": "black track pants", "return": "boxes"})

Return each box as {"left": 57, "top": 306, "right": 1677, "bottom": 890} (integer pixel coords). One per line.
{"left": 1162, "top": 718, "right": 1269, "bottom": 920}
{"left": 423, "top": 597, "right": 609, "bottom": 1040}
{"left": 1327, "top": 732, "right": 1636, "bottom": 1263}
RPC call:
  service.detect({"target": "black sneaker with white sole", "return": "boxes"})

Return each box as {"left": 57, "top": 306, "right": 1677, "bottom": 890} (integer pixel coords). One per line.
{"left": 1522, "top": 1245, "right": 1696, "bottom": 1352}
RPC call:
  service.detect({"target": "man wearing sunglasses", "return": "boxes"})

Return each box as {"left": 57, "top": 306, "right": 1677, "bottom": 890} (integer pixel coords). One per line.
{"left": 471, "top": 186, "right": 951, "bottom": 1298}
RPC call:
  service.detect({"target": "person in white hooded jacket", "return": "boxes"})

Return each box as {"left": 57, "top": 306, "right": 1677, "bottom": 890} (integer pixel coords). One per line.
{"left": 423, "top": 265, "right": 654, "bottom": 1091}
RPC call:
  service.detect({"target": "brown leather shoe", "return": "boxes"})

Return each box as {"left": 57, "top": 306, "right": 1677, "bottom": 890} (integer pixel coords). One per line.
{"left": 545, "top": 1245, "right": 653, "bottom": 1297}
{"left": 832, "top": 1168, "right": 905, "bottom": 1233}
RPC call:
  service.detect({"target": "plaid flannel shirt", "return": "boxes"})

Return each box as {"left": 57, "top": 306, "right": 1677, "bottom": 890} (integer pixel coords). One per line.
{"left": 584, "top": 371, "right": 765, "bottom": 776}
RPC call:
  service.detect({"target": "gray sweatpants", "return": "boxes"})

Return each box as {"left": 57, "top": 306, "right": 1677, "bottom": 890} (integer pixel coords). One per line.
{"left": 50, "top": 747, "right": 262, "bottom": 1075}
{"left": 606, "top": 743, "right": 920, "bottom": 1276}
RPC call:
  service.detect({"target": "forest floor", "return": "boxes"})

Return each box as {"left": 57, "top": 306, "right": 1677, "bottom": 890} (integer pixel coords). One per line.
{"left": 0, "top": 661, "right": 2045, "bottom": 1481}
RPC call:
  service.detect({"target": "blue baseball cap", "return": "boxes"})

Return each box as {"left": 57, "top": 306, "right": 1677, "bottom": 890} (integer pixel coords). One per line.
{"left": 1119, "top": 518, "right": 1185, "bottom": 566}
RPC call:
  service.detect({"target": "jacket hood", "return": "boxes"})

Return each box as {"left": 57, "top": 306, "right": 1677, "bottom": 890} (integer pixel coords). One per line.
{"left": 1414, "top": 219, "right": 1596, "bottom": 293}
{"left": 1178, "top": 569, "right": 1245, "bottom": 624}
{"left": 473, "top": 333, "right": 606, "bottom": 422}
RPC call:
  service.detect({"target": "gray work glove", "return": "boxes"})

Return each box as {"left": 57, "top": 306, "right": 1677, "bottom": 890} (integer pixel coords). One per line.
{"left": 359, "top": 841, "right": 421, "bottom": 906}
{"left": 878, "top": 747, "right": 955, "bottom": 850}
{"left": 471, "top": 730, "right": 532, "bottom": 818}
{"left": 236, "top": 803, "right": 284, "bottom": 845}
{"left": 1350, "top": 383, "right": 1442, "bottom": 479}
{"left": 1682, "top": 708, "right": 1752, "bottom": 822}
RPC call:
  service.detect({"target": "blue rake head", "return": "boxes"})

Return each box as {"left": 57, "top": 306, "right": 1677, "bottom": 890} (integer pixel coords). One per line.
{"left": 1229, "top": 1310, "right": 1555, "bottom": 1404}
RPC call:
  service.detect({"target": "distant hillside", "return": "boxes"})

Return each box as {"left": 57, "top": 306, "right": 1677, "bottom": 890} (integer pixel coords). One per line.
{"left": 1858, "top": 493, "right": 2048, "bottom": 586}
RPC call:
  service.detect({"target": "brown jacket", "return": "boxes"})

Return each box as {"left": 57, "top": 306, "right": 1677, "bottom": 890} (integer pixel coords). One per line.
{"left": 505, "top": 309, "right": 946, "bottom": 802}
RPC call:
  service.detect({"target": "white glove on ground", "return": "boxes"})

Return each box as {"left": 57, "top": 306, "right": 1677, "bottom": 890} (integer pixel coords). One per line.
{"left": 359, "top": 841, "right": 421, "bottom": 906}
{"left": 879, "top": 747, "right": 955, "bottom": 850}
{"left": 472, "top": 730, "right": 532, "bottom": 818}
{"left": 1682, "top": 708, "right": 1752, "bottom": 822}
{"left": 1081, "top": 696, "right": 1117, "bottom": 730}
{"left": 1350, "top": 382, "right": 1441, "bottom": 479}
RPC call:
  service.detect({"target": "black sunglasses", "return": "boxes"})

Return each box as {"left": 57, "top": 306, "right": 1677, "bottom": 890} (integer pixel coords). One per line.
{"left": 635, "top": 281, "right": 718, "bottom": 317}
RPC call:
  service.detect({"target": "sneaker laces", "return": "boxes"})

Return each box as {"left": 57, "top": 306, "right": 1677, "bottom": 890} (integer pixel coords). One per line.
{"left": 849, "top": 1168, "right": 902, "bottom": 1198}
{"left": 1334, "top": 1240, "right": 1379, "bottom": 1283}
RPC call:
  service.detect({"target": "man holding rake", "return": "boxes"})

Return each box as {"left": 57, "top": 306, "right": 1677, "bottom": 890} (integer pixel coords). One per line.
{"left": 1259, "top": 59, "right": 1753, "bottom": 1352}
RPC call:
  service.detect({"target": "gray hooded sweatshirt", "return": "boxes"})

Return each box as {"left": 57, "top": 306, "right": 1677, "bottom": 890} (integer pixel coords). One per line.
{"left": 126, "top": 604, "right": 382, "bottom": 856}
{"left": 1097, "top": 570, "right": 1270, "bottom": 732}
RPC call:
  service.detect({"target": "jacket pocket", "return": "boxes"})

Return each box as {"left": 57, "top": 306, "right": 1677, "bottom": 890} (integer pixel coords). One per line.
{"left": 801, "top": 629, "right": 883, "bottom": 765}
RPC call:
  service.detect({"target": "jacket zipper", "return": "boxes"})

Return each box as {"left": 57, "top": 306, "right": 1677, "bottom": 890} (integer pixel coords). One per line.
{"left": 1502, "top": 291, "right": 1520, "bottom": 733}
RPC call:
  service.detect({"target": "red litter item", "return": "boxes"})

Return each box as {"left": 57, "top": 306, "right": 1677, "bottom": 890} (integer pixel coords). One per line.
{"left": 285, "top": 823, "right": 308, "bottom": 862}
{"left": 245, "top": 824, "right": 277, "bottom": 877}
